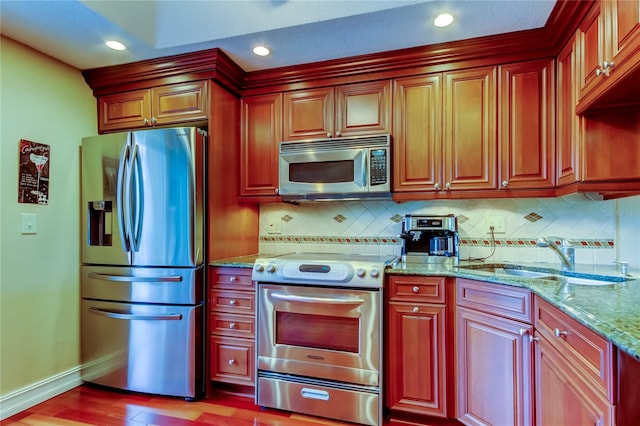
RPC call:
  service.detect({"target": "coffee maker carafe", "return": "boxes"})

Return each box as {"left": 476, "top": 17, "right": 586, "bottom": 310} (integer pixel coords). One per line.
{"left": 399, "top": 214, "right": 459, "bottom": 264}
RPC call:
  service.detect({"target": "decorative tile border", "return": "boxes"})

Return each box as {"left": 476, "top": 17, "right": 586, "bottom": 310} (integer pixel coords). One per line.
{"left": 260, "top": 235, "right": 615, "bottom": 248}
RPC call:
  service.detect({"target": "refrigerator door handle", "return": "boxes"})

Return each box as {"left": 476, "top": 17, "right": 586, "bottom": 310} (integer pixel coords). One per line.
{"left": 130, "top": 142, "right": 143, "bottom": 251}
{"left": 88, "top": 272, "right": 183, "bottom": 282}
{"left": 88, "top": 306, "right": 182, "bottom": 321}
{"left": 117, "top": 143, "right": 131, "bottom": 252}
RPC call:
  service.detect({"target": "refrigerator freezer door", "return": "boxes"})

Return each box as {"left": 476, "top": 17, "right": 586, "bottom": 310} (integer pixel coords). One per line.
{"left": 130, "top": 128, "right": 204, "bottom": 267}
{"left": 81, "top": 132, "right": 131, "bottom": 266}
{"left": 81, "top": 265, "right": 204, "bottom": 305}
{"left": 81, "top": 300, "right": 204, "bottom": 398}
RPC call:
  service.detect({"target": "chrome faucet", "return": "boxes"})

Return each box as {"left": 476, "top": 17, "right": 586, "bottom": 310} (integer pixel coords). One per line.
{"left": 536, "top": 237, "right": 575, "bottom": 271}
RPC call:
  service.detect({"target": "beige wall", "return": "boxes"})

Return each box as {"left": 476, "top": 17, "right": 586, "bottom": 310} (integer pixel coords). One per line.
{"left": 0, "top": 37, "right": 96, "bottom": 395}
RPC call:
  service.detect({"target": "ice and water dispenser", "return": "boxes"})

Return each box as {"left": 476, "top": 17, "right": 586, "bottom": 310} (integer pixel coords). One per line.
{"left": 88, "top": 201, "right": 112, "bottom": 246}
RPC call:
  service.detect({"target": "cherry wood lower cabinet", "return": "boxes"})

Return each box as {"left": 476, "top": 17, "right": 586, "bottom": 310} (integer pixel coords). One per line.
{"left": 533, "top": 296, "right": 616, "bottom": 426}
{"left": 209, "top": 267, "right": 256, "bottom": 396}
{"left": 385, "top": 275, "right": 455, "bottom": 421}
{"left": 455, "top": 279, "right": 534, "bottom": 426}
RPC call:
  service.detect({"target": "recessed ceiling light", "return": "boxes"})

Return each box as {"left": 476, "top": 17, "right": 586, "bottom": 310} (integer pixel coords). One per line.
{"left": 252, "top": 45, "right": 271, "bottom": 57}
{"left": 105, "top": 40, "right": 126, "bottom": 51}
{"left": 434, "top": 13, "right": 454, "bottom": 28}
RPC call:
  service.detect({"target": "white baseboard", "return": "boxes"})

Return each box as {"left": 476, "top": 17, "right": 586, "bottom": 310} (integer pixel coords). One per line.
{"left": 0, "top": 366, "right": 82, "bottom": 420}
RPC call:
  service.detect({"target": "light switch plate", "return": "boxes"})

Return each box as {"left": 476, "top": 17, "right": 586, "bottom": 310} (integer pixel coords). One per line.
{"left": 21, "top": 213, "right": 37, "bottom": 234}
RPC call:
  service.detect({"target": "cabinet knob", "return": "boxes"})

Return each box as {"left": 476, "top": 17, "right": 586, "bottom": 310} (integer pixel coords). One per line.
{"left": 603, "top": 60, "right": 614, "bottom": 70}
{"left": 501, "top": 180, "right": 509, "bottom": 188}
{"left": 151, "top": 116, "right": 157, "bottom": 125}
{"left": 412, "top": 307, "right": 419, "bottom": 313}
{"left": 229, "top": 276, "right": 237, "bottom": 282}
{"left": 229, "top": 322, "right": 237, "bottom": 329}
{"left": 143, "top": 118, "right": 150, "bottom": 126}
{"left": 275, "top": 188, "right": 279, "bottom": 194}
{"left": 554, "top": 328, "right": 568, "bottom": 338}
{"left": 519, "top": 328, "right": 539, "bottom": 343}
{"left": 228, "top": 359, "right": 235, "bottom": 365}
{"left": 412, "top": 286, "right": 420, "bottom": 294}
{"left": 445, "top": 182, "right": 451, "bottom": 190}
{"left": 596, "top": 67, "right": 604, "bottom": 77}
{"left": 229, "top": 299, "right": 237, "bottom": 306}
{"left": 327, "top": 132, "right": 332, "bottom": 138}
{"left": 335, "top": 131, "right": 341, "bottom": 137}
{"left": 434, "top": 183, "right": 441, "bottom": 190}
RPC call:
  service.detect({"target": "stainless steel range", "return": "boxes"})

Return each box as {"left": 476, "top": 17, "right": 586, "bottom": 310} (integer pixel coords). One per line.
{"left": 252, "top": 252, "right": 397, "bottom": 426}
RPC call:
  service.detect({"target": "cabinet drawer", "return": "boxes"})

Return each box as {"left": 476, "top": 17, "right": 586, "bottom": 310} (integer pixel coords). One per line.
{"left": 456, "top": 279, "right": 532, "bottom": 323}
{"left": 210, "top": 312, "right": 255, "bottom": 338}
{"left": 210, "top": 290, "right": 255, "bottom": 314}
{"left": 210, "top": 336, "right": 255, "bottom": 385}
{"left": 210, "top": 267, "right": 254, "bottom": 290}
{"left": 388, "top": 275, "right": 446, "bottom": 303}
{"left": 534, "top": 296, "right": 615, "bottom": 401}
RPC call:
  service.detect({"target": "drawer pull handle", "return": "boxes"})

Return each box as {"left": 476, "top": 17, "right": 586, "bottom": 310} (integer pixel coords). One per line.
{"left": 228, "top": 359, "right": 235, "bottom": 365}
{"left": 229, "top": 299, "right": 237, "bottom": 306}
{"left": 554, "top": 328, "right": 568, "bottom": 338}
{"left": 229, "top": 322, "right": 237, "bottom": 329}
{"left": 229, "top": 276, "right": 237, "bottom": 282}
{"left": 412, "top": 307, "right": 419, "bottom": 313}
{"left": 412, "top": 286, "right": 420, "bottom": 293}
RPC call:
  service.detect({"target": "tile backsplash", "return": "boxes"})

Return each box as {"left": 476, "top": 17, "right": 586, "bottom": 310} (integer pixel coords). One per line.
{"left": 259, "top": 194, "right": 640, "bottom": 270}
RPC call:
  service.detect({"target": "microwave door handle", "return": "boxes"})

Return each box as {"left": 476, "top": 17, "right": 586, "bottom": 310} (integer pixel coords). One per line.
{"left": 360, "top": 150, "right": 367, "bottom": 187}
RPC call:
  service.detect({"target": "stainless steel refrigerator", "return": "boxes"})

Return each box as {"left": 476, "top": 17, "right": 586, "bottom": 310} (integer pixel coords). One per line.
{"left": 80, "top": 127, "right": 206, "bottom": 399}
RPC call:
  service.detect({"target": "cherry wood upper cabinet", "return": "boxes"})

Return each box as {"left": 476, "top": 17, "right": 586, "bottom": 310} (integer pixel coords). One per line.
{"left": 283, "top": 80, "right": 391, "bottom": 140}
{"left": 443, "top": 67, "right": 498, "bottom": 191}
{"left": 98, "top": 81, "right": 208, "bottom": 133}
{"left": 556, "top": 34, "right": 581, "bottom": 187}
{"left": 240, "top": 93, "right": 282, "bottom": 198}
{"left": 393, "top": 74, "right": 442, "bottom": 192}
{"left": 499, "top": 59, "right": 555, "bottom": 190}
{"left": 577, "top": 0, "right": 640, "bottom": 111}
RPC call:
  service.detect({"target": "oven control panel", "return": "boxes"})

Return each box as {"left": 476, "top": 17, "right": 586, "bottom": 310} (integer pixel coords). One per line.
{"left": 252, "top": 254, "right": 396, "bottom": 288}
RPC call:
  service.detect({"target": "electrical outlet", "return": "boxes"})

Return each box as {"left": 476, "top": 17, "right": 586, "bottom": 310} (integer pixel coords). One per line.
{"left": 486, "top": 216, "right": 506, "bottom": 234}
{"left": 267, "top": 220, "right": 282, "bottom": 234}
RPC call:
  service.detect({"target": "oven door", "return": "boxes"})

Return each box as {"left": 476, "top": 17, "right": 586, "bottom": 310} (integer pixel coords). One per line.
{"left": 279, "top": 148, "right": 368, "bottom": 195}
{"left": 257, "top": 284, "right": 380, "bottom": 386}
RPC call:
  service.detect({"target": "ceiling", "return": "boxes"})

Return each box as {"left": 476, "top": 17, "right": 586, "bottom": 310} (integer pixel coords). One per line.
{"left": 0, "top": 0, "right": 557, "bottom": 72}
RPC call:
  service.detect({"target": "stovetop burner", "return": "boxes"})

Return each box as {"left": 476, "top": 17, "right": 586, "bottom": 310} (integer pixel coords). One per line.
{"left": 252, "top": 252, "right": 398, "bottom": 288}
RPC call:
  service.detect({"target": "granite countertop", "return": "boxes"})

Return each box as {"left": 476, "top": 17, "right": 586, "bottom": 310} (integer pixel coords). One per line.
{"left": 210, "top": 255, "right": 640, "bottom": 360}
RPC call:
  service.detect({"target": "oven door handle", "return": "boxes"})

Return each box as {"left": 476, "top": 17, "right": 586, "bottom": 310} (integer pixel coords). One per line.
{"left": 270, "top": 293, "right": 365, "bottom": 305}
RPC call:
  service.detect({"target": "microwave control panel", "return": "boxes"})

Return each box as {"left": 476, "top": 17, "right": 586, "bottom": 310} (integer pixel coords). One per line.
{"left": 370, "top": 148, "right": 388, "bottom": 186}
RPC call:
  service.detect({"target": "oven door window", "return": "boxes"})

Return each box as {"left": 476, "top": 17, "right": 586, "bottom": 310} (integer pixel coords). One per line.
{"left": 275, "top": 312, "right": 359, "bottom": 353}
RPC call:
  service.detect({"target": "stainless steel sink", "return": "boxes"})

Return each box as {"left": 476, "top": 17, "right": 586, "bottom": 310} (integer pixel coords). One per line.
{"left": 461, "top": 266, "right": 625, "bottom": 286}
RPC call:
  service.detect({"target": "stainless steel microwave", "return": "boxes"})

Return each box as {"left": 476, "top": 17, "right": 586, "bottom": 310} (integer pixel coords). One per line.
{"left": 278, "top": 134, "right": 391, "bottom": 201}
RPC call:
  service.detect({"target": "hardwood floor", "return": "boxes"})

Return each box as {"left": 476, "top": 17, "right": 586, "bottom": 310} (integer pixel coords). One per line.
{"left": 1, "top": 385, "right": 427, "bottom": 426}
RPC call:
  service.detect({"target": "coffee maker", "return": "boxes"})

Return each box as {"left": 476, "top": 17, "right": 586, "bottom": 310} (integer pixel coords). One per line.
{"left": 399, "top": 214, "right": 459, "bottom": 264}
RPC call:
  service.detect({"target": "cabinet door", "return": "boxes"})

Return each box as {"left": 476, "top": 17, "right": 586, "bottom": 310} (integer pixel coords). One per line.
{"left": 578, "top": 2, "right": 607, "bottom": 99}
{"left": 456, "top": 307, "right": 533, "bottom": 426}
{"left": 535, "top": 333, "right": 614, "bottom": 426}
{"left": 557, "top": 34, "right": 581, "bottom": 186}
{"left": 98, "top": 89, "right": 151, "bottom": 132}
{"left": 240, "top": 93, "right": 282, "bottom": 196}
{"left": 444, "top": 67, "right": 497, "bottom": 191}
{"left": 335, "top": 80, "right": 391, "bottom": 137}
{"left": 151, "top": 81, "right": 208, "bottom": 126}
{"left": 499, "top": 59, "right": 555, "bottom": 189}
{"left": 386, "top": 301, "right": 447, "bottom": 417}
{"left": 283, "top": 87, "right": 333, "bottom": 140}
{"left": 393, "top": 74, "right": 442, "bottom": 192}
{"left": 608, "top": 0, "right": 640, "bottom": 68}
